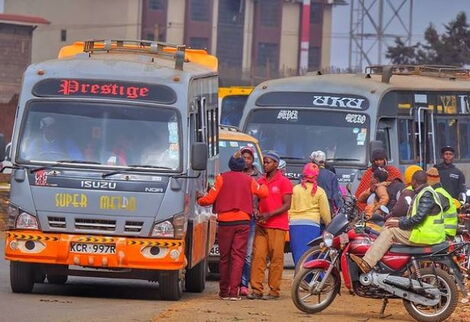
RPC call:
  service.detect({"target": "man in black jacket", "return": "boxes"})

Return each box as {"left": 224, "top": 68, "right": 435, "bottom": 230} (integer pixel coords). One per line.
{"left": 435, "top": 146, "right": 466, "bottom": 199}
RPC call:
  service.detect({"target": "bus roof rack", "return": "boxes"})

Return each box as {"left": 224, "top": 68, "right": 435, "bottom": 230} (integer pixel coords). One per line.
{"left": 82, "top": 39, "right": 187, "bottom": 70}
{"left": 365, "top": 65, "right": 470, "bottom": 80}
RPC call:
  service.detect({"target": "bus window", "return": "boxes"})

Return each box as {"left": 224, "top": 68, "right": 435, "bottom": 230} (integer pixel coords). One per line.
{"left": 398, "top": 119, "right": 414, "bottom": 162}
{"left": 459, "top": 121, "right": 470, "bottom": 159}
{"left": 220, "top": 95, "right": 248, "bottom": 126}
{"left": 436, "top": 118, "right": 459, "bottom": 159}
{"left": 245, "top": 109, "right": 369, "bottom": 165}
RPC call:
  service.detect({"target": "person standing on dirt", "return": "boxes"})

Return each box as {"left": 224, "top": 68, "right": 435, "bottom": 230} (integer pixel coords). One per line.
{"left": 248, "top": 151, "right": 293, "bottom": 300}
{"left": 288, "top": 163, "right": 331, "bottom": 266}
{"left": 310, "top": 150, "right": 343, "bottom": 212}
{"left": 435, "top": 146, "right": 466, "bottom": 199}
{"left": 239, "top": 146, "right": 263, "bottom": 296}
{"left": 197, "top": 152, "right": 268, "bottom": 300}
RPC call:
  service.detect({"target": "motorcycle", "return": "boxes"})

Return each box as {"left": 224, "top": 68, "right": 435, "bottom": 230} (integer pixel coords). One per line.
{"left": 291, "top": 198, "right": 468, "bottom": 321}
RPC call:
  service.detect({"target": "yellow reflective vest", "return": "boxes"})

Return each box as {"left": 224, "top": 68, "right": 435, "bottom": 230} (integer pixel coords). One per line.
{"left": 434, "top": 186, "right": 458, "bottom": 237}
{"left": 408, "top": 186, "right": 445, "bottom": 245}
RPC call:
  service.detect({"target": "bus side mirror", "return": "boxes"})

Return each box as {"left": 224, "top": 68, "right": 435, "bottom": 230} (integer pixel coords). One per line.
{"left": 4, "top": 143, "right": 11, "bottom": 161}
{"left": 0, "top": 134, "right": 5, "bottom": 161}
{"left": 191, "top": 142, "right": 208, "bottom": 171}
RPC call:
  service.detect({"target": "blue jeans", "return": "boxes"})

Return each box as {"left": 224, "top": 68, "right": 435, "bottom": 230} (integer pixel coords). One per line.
{"left": 240, "top": 218, "right": 256, "bottom": 287}
{"left": 289, "top": 223, "right": 321, "bottom": 267}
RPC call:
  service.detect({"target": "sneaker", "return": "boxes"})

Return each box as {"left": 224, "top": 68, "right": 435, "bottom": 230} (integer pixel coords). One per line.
{"left": 229, "top": 296, "right": 242, "bottom": 301}
{"left": 262, "top": 294, "right": 280, "bottom": 300}
{"left": 219, "top": 295, "right": 230, "bottom": 300}
{"left": 350, "top": 254, "right": 372, "bottom": 274}
{"left": 239, "top": 286, "right": 249, "bottom": 296}
{"left": 246, "top": 293, "right": 263, "bottom": 300}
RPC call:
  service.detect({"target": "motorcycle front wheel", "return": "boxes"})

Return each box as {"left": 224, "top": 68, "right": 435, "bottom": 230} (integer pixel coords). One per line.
{"left": 403, "top": 267, "right": 458, "bottom": 322}
{"left": 291, "top": 267, "right": 340, "bottom": 314}
{"left": 294, "top": 244, "right": 329, "bottom": 275}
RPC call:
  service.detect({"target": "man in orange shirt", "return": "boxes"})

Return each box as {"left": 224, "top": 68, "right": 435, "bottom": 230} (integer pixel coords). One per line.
{"left": 197, "top": 152, "right": 268, "bottom": 300}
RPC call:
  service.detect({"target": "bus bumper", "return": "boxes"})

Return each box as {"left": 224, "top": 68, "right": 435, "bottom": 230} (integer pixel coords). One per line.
{"left": 4, "top": 230, "right": 185, "bottom": 270}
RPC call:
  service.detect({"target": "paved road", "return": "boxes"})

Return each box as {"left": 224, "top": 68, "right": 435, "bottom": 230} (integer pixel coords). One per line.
{"left": 0, "top": 241, "right": 203, "bottom": 322}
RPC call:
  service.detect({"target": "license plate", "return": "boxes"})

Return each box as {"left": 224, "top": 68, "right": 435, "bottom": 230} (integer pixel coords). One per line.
{"left": 70, "top": 243, "right": 116, "bottom": 254}
{"left": 209, "top": 245, "right": 220, "bottom": 256}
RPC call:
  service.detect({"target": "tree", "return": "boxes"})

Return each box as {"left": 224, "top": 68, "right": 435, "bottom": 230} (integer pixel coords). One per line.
{"left": 386, "top": 12, "right": 470, "bottom": 66}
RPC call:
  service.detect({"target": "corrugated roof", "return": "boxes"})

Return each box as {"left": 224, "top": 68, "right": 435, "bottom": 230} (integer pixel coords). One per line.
{"left": 0, "top": 13, "right": 49, "bottom": 26}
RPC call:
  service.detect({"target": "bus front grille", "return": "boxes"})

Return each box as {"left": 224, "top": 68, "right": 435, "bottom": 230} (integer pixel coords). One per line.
{"left": 75, "top": 218, "right": 116, "bottom": 231}
{"left": 124, "top": 221, "right": 144, "bottom": 232}
{"left": 48, "top": 216, "right": 66, "bottom": 229}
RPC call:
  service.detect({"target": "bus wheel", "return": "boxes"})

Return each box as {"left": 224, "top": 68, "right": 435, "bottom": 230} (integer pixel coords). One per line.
{"left": 47, "top": 274, "right": 68, "bottom": 284}
{"left": 34, "top": 271, "right": 46, "bottom": 283}
{"left": 159, "top": 270, "right": 183, "bottom": 301}
{"left": 10, "top": 261, "right": 34, "bottom": 293}
{"left": 185, "top": 258, "right": 207, "bottom": 292}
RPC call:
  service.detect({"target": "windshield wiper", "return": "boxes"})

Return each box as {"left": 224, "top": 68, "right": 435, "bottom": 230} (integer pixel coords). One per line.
{"left": 102, "top": 165, "right": 174, "bottom": 178}
{"left": 326, "top": 158, "right": 360, "bottom": 162}
{"left": 30, "top": 160, "right": 101, "bottom": 173}
{"left": 279, "top": 156, "right": 306, "bottom": 160}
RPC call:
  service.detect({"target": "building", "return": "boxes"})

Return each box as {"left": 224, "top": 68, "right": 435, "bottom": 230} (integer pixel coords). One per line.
{"left": 4, "top": 0, "right": 142, "bottom": 64}
{"left": 142, "top": 0, "right": 344, "bottom": 84}
{"left": 5, "top": 0, "right": 342, "bottom": 85}
{"left": 0, "top": 12, "right": 49, "bottom": 141}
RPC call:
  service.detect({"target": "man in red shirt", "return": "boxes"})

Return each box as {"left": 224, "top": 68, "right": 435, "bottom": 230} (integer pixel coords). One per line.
{"left": 248, "top": 151, "right": 293, "bottom": 300}
{"left": 197, "top": 152, "right": 268, "bottom": 300}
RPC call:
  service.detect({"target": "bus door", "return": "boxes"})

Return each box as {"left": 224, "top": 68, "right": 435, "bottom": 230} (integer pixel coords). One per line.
{"left": 413, "top": 104, "right": 437, "bottom": 168}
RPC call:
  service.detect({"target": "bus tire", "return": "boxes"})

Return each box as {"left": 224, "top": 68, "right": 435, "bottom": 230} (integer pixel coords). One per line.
{"left": 159, "top": 270, "right": 183, "bottom": 301}
{"left": 185, "top": 258, "right": 207, "bottom": 292}
{"left": 10, "top": 261, "right": 34, "bottom": 293}
{"left": 47, "top": 274, "right": 68, "bottom": 284}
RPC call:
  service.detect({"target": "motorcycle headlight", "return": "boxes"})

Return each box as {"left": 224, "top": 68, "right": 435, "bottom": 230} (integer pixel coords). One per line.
{"left": 151, "top": 220, "right": 174, "bottom": 238}
{"left": 15, "top": 212, "right": 39, "bottom": 230}
{"left": 323, "top": 231, "right": 334, "bottom": 247}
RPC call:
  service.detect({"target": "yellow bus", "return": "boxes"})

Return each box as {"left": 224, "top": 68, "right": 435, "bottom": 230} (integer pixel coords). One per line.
{"left": 219, "top": 86, "right": 253, "bottom": 127}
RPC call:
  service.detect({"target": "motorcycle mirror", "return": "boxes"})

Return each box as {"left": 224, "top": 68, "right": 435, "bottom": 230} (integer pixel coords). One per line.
{"left": 405, "top": 196, "right": 412, "bottom": 206}
{"left": 379, "top": 205, "right": 390, "bottom": 214}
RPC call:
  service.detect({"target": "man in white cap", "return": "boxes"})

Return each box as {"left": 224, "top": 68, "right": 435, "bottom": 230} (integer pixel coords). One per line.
{"left": 310, "top": 150, "right": 343, "bottom": 212}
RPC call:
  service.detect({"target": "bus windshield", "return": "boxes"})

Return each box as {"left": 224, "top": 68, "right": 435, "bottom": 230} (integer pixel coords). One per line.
{"left": 245, "top": 109, "right": 369, "bottom": 165}
{"left": 220, "top": 95, "right": 249, "bottom": 126}
{"left": 219, "top": 140, "right": 262, "bottom": 172}
{"left": 18, "top": 101, "right": 181, "bottom": 170}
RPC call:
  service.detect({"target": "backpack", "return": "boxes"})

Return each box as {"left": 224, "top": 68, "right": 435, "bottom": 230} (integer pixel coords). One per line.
{"left": 386, "top": 179, "right": 405, "bottom": 210}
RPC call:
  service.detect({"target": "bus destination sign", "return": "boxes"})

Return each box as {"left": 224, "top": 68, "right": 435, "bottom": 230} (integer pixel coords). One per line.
{"left": 32, "top": 79, "right": 177, "bottom": 104}
{"left": 256, "top": 91, "right": 369, "bottom": 110}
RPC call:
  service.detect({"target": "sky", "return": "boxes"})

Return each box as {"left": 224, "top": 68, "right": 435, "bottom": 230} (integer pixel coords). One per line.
{"left": 330, "top": 0, "right": 470, "bottom": 69}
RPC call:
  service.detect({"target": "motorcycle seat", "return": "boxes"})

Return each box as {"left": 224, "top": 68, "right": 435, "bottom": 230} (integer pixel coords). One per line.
{"left": 389, "top": 241, "right": 449, "bottom": 255}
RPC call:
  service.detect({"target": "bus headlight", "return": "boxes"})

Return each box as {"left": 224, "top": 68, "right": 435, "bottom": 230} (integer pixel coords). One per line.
{"left": 15, "top": 212, "right": 39, "bottom": 230}
{"left": 151, "top": 220, "right": 174, "bottom": 238}
{"left": 150, "top": 214, "right": 187, "bottom": 239}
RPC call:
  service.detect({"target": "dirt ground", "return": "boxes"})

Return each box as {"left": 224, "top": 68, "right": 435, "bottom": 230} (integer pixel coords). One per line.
{"left": 155, "top": 269, "right": 470, "bottom": 322}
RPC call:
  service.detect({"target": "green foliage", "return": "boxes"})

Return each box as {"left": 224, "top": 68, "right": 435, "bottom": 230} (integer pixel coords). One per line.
{"left": 386, "top": 12, "right": 470, "bottom": 66}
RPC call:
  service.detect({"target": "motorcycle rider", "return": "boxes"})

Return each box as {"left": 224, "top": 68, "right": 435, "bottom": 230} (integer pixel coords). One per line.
{"left": 426, "top": 167, "right": 457, "bottom": 237}
{"left": 355, "top": 148, "right": 402, "bottom": 211}
{"left": 351, "top": 170, "right": 445, "bottom": 273}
